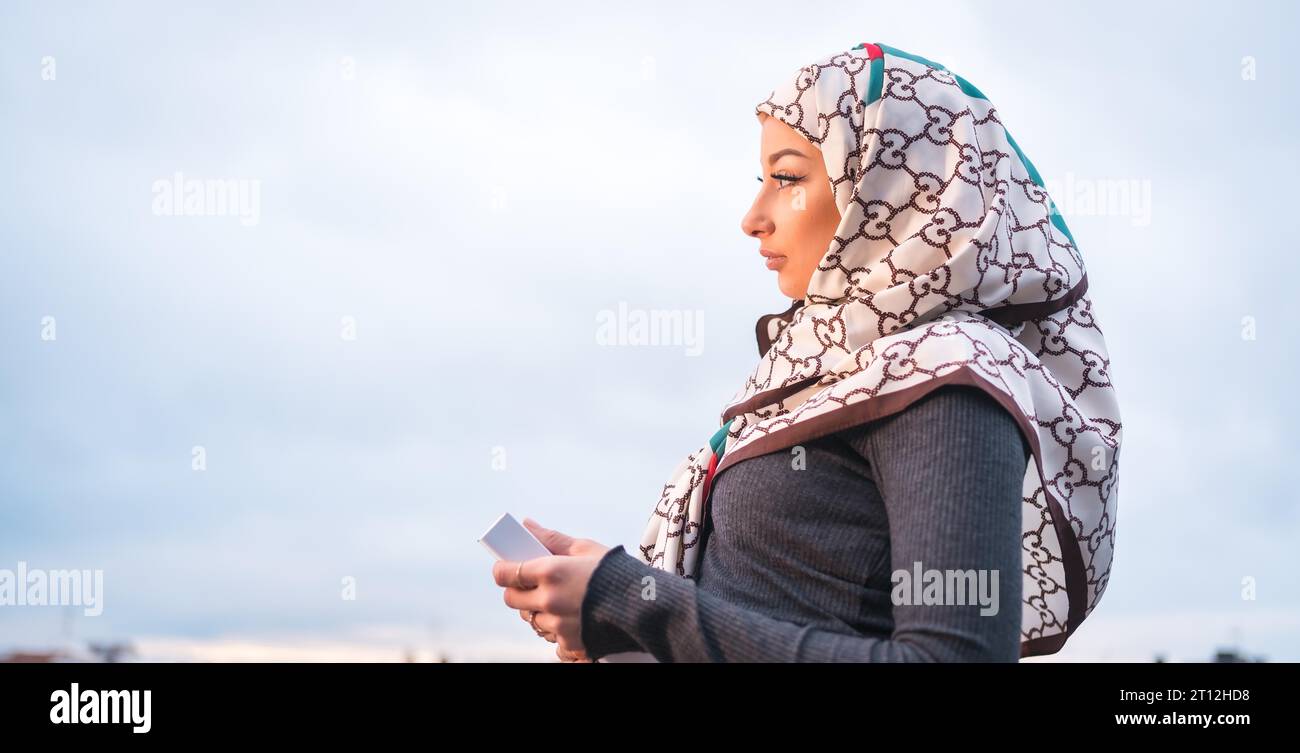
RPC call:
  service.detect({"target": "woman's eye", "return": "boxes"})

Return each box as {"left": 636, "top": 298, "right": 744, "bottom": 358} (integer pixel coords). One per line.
{"left": 756, "top": 173, "right": 804, "bottom": 189}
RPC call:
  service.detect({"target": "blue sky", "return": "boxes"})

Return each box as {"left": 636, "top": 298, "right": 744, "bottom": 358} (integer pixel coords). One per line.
{"left": 1, "top": 0, "right": 1297, "bottom": 661}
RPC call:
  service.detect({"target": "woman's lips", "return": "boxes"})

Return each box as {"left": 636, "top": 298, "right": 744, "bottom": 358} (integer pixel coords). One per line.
{"left": 760, "top": 249, "right": 787, "bottom": 271}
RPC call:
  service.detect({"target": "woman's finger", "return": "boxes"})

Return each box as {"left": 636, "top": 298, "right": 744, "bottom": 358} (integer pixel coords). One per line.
{"left": 492, "top": 558, "right": 543, "bottom": 589}
{"left": 532, "top": 611, "right": 560, "bottom": 643}
{"left": 556, "top": 646, "right": 584, "bottom": 662}
{"left": 557, "top": 646, "right": 592, "bottom": 663}
{"left": 523, "top": 518, "right": 577, "bottom": 555}
{"left": 503, "top": 585, "right": 546, "bottom": 612}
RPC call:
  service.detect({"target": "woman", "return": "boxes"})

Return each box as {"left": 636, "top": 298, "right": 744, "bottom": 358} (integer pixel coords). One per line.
{"left": 492, "top": 42, "right": 1122, "bottom": 662}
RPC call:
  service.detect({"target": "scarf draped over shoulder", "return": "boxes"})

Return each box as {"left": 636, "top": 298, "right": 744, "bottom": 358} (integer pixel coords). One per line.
{"left": 638, "top": 43, "right": 1122, "bottom": 659}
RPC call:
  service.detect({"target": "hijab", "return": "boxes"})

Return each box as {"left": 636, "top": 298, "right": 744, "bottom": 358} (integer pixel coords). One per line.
{"left": 636, "top": 42, "right": 1123, "bottom": 658}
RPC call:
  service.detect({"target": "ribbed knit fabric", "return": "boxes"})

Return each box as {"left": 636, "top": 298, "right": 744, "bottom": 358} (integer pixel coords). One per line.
{"left": 580, "top": 384, "right": 1032, "bottom": 662}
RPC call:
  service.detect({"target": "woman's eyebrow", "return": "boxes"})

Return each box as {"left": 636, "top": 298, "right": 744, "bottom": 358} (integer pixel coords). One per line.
{"left": 766, "top": 147, "right": 809, "bottom": 164}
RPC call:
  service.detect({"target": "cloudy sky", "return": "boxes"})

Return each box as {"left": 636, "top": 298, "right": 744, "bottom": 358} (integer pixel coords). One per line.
{"left": 1, "top": 0, "right": 1296, "bottom": 661}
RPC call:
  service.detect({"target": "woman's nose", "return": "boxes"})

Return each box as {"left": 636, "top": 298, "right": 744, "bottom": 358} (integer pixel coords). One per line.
{"left": 741, "top": 198, "right": 773, "bottom": 238}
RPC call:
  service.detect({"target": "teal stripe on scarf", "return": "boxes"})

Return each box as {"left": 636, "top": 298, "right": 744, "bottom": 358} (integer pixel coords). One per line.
{"left": 709, "top": 418, "right": 734, "bottom": 459}
{"left": 864, "top": 43, "right": 1078, "bottom": 248}
{"left": 1004, "top": 131, "right": 1078, "bottom": 247}
{"left": 865, "top": 55, "right": 884, "bottom": 107}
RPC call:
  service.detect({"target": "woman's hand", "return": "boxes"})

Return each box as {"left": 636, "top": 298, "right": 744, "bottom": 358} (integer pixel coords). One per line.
{"left": 492, "top": 518, "right": 611, "bottom": 660}
{"left": 555, "top": 645, "right": 594, "bottom": 663}
{"left": 513, "top": 611, "right": 594, "bottom": 661}
{"left": 522, "top": 620, "right": 593, "bottom": 662}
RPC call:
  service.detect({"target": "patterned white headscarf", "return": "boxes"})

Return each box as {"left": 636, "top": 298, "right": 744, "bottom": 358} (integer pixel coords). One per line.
{"left": 637, "top": 42, "right": 1123, "bottom": 658}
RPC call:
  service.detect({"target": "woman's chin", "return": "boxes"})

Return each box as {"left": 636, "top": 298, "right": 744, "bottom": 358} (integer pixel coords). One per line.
{"left": 776, "top": 273, "right": 803, "bottom": 300}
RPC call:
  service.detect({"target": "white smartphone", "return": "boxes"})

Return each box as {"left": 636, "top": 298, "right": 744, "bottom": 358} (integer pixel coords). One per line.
{"left": 479, "top": 512, "right": 659, "bottom": 663}
{"left": 477, "top": 512, "right": 552, "bottom": 562}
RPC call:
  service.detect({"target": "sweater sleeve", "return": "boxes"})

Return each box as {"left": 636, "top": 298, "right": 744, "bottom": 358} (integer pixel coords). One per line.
{"left": 579, "top": 384, "right": 1031, "bottom": 662}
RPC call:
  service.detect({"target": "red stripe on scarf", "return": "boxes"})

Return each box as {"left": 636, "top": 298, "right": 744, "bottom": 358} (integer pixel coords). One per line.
{"left": 700, "top": 450, "right": 720, "bottom": 503}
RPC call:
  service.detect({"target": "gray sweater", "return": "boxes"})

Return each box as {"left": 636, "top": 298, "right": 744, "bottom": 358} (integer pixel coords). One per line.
{"left": 580, "top": 384, "right": 1032, "bottom": 662}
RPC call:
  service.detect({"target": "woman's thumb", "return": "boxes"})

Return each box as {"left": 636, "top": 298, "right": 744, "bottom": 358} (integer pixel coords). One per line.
{"left": 524, "top": 518, "right": 575, "bottom": 555}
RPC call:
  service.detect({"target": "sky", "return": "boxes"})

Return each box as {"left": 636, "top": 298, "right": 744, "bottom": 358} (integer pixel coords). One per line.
{"left": 1, "top": 0, "right": 1297, "bottom": 661}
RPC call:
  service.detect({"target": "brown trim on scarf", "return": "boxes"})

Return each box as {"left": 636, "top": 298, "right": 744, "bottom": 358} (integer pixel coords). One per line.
{"left": 1020, "top": 628, "right": 1070, "bottom": 658}
{"left": 754, "top": 298, "right": 806, "bottom": 356}
{"left": 707, "top": 365, "right": 1090, "bottom": 658}
{"left": 721, "top": 374, "right": 825, "bottom": 423}
{"left": 978, "top": 274, "right": 1090, "bottom": 329}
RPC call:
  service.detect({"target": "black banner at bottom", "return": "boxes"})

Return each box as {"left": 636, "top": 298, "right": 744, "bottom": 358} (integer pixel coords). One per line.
{"left": 0, "top": 660, "right": 1290, "bottom": 739}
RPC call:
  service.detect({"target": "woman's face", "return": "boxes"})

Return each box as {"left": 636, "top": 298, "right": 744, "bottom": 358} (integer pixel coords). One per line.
{"left": 741, "top": 112, "right": 842, "bottom": 299}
